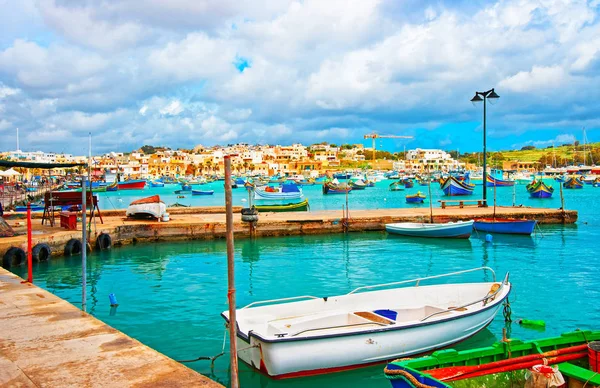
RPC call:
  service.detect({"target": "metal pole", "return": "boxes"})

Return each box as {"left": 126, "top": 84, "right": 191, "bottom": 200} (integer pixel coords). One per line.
{"left": 81, "top": 176, "right": 87, "bottom": 312}
{"left": 224, "top": 156, "right": 239, "bottom": 388}
{"left": 428, "top": 168, "right": 433, "bottom": 223}
{"left": 27, "top": 202, "right": 32, "bottom": 283}
{"left": 482, "top": 95, "right": 487, "bottom": 207}
{"left": 88, "top": 133, "right": 92, "bottom": 234}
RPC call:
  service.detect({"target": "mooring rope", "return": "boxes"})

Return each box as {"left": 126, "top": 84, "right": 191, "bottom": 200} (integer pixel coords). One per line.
{"left": 383, "top": 366, "right": 437, "bottom": 388}
{"left": 175, "top": 327, "right": 227, "bottom": 368}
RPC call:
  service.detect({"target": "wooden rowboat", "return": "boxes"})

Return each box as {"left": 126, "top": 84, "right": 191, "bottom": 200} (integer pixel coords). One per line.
{"left": 386, "top": 221, "right": 474, "bottom": 239}
{"left": 255, "top": 199, "right": 309, "bottom": 212}
{"left": 222, "top": 267, "right": 510, "bottom": 379}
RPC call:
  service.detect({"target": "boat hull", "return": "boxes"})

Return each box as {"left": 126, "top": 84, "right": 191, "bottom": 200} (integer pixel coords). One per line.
{"left": 191, "top": 190, "right": 214, "bottom": 195}
{"left": 386, "top": 221, "right": 473, "bottom": 239}
{"left": 473, "top": 219, "right": 537, "bottom": 235}
{"left": 256, "top": 199, "right": 309, "bottom": 212}
{"left": 440, "top": 177, "right": 474, "bottom": 196}
{"left": 486, "top": 176, "right": 515, "bottom": 187}
{"left": 235, "top": 301, "right": 502, "bottom": 378}
{"left": 118, "top": 180, "right": 146, "bottom": 190}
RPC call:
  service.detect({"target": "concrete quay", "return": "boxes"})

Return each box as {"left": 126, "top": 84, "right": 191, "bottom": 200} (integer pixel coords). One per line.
{"left": 1, "top": 205, "right": 577, "bottom": 260}
{"left": 0, "top": 267, "right": 221, "bottom": 388}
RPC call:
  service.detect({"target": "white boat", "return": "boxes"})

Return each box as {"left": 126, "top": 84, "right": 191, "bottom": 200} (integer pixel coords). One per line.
{"left": 125, "top": 195, "right": 167, "bottom": 219}
{"left": 254, "top": 184, "right": 303, "bottom": 200}
{"left": 386, "top": 220, "right": 474, "bottom": 239}
{"left": 222, "top": 267, "right": 510, "bottom": 379}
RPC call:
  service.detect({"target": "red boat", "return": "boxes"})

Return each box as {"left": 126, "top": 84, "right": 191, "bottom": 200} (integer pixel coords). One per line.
{"left": 117, "top": 180, "right": 146, "bottom": 190}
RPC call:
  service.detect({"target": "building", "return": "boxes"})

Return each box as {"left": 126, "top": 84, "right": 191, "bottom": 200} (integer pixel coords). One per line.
{"left": 502, "top": 160, "right": 539, "bottom": 172}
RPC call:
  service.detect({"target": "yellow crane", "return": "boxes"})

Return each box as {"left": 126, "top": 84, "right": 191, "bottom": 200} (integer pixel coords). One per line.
{"left": 363, "top": 133, "right": 413, "bottom": 162}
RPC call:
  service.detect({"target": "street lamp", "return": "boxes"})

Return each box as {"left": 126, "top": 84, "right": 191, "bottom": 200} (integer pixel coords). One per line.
{"left": 470, "top": 88, "right": 499, "bottom": 206}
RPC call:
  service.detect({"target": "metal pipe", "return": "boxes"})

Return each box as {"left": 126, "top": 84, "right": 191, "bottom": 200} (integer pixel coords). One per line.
{"left": 27, "top": 202, "right": 32, "bottom": 283}
{"left": 81, "top": 176, "right": 87, "bottom": 312}
{"left": 483, "top": 95, "right": 487, "bottom": 206}
{"left": 224, "top": 156, "right": 239, "bottom": 388}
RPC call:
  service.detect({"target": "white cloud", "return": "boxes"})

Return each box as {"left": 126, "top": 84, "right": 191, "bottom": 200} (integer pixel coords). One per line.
{"left": 532, "top": 134, "right": 577, "bottom": 147}
{"left": 160, "top": 100, "right": 184, "bottom": 116}
{"left": 499, "top": 66, "right": 566, "bottom": 93}
{"left": 0, "top": 85, "right": 19, "bottom": 98}
{"left": 139, "top": 105, "right": 148, "bottom": 116}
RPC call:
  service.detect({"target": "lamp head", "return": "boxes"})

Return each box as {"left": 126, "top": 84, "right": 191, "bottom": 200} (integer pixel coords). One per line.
{"left": 487, "top": 89, "right": 500, "bottom": 99}
{"left": 471, "top": 94, "right": 483, "bottom": 106}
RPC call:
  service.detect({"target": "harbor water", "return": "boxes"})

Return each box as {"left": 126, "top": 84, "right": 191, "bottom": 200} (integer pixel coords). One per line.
{"left": 9, "top": 182, "right": 600, "bottom": 387}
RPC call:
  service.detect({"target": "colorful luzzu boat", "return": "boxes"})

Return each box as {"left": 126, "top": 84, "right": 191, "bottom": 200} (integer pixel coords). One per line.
{"left": 406, "top": 192, "right": 426, "bottom": 203}
{"left": 118, "top": 179, "right": 146, "bottom": 190}
{"left": 486, "top": 175, "right": 515, "bottom": 187}
{"left": 384, "top": 330, "right": 600, "bottom": 388}
{"left": 526, "top": 180, "right": 554, "bottom": 198}
{"left": 563, "top": 176, "right": 584, "bottom": 189}
{"left": 593, "top": 177, "right": 600, "bottom": 188}
{"left": 223, "top": 267, "right": 510, "bottom": 379}
{"left": 439, "top": 176, "right": 475, "bottom": 196}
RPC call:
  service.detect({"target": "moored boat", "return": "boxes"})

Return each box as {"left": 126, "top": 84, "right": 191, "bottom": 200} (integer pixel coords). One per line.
{"left": 386, "top": 221, "right": 474, "bottom": 239}
{"left": 473, "top": 218, "right": 537, "bottom": 235}
{"left": 439, "top": 176, "right": 475, "bottom": 196}
{"left": 323, "top": 181, "right": 352, "bottom": 194}
{"left": 106, "top": 181, "right": 118, "bottom": 191}
{"left": 389, "top": 181, "right": 405, "bottom": 191}
{"left": 486, "top": 175, "right": 515, "bottom": 187}
{"left": 563, "top": 176, "right": 584, "bottom": 189}
{"left": 384, "top": 329, "right": 600, "bottom": 388}
{"left": 349, "top": 179, "right": 367, "bottom": 190}
{"left": 118, "top": 179, "right": 146, "bottom": 190}
{"left": 527, "top": 180, "right": 554, "bottom": 198}
{"left": 180, "top": 183, "right": 192, "bottom": 191}
{"left": 191, "top": 189, "right": 214, "bottom": 195}
{"left": 150, "top": 180, "right": 165, "bottom": 188}
{"left": 255, "top": 183, "right": 303, "bottom": 200}
{"left": 255, "top": 199, "right": 309, "bottom": 212}
{"left": 406, "top": 191, "right": 426, "bottom": 203}
{"left": 593, "top": 177, "right": 600, "bottom": 187}
{"left": 222, "top": 267, "right": 510, "bottom": 379}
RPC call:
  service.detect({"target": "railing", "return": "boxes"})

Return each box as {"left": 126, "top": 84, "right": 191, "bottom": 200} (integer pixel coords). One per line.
{"left": 347, "top": 267, "right": 496, "bottom": 295}
{"left": 290, "top": 321, "right": 387, "bottom": 337}
{"left": 420, "top": 272, "right": 510, "bottom": 322}
{"left": 241, "top": 295, "right": 320, "bottom": 309}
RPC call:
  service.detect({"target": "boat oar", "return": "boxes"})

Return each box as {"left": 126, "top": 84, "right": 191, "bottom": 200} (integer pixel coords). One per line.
{"left": 427, "top": 344, "right": 587, "bottom": 380}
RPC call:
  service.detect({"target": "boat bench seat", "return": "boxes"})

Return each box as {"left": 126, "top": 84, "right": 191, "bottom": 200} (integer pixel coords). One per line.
{"left": 438, "top": 199, "right": 486, "bottom": 209}
{"left": 558, "top": 362, "right": 600, "bottom": 385}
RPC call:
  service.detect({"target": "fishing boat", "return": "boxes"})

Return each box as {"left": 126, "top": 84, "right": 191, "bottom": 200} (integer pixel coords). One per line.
{"left": 406, "top": 192, "right": 426, "bottom": 203}
{"left": 594, "top": 177, "right": 600, "bottom": 187}
{"left": 255, "top": 199, "right": 309, "bottom": 212}
{"left": 366, "top": 180, "right": 375, "bottom": 187}
{"left": 349, "top": 180, "right": 367, "bottom": 190}
{"left": 386, "top": 221, "right": 474, "bottom": 239}
{"left": 222, "top": 267, "right": 510, "bottom": 379}
{"left": 118, "top": 179, "right": 146, "bottom": 190}
{"left": 323, "top": 181, "right": 352, "bottom": 194}
{"left": 473, "top": 218, "right": 537, "bottom": 235}
{"left": 191, "top": 189, "right": 214, "bottom": 195}
{"left": 389, "top": 181, "right": 405, "bottom": 191}
{"left": 125, "top": 195, "right": 166, "bottom": 220}
{"left": 404, "top": 179, "right": 414, "bottom": 189}
{"left": 439, "top": 176, "right": 475, "bottom": 196}
{"left": 72, "top": 186, "right": 107, "bottom": 193}
{"left": 384, "top": 329, "right": 600, "bottom": 388}
{"left": 486, "top": 175, "right": 515, "bottom": 187}
{"left": 255, "top": 184, "right": 303, "bottom": 200}
{"left": 555, "top": 175, "right": 566, "bottom": 183}
{"left": 180, "top": 183, "right": 192, "bottom": 191}
{"left": 15, "top": 203, "right": 45, "bottom": 212}
{"left": 106, "top": 181, "right": 118, "bottom": 191}
{"left": 563, "top": 176, "right": 584, "bottom": 189}
{"left": 333, "top": 172, "right": 352, "bottom": 179}
{"left": 417, "top": 177, "right": 429, "bottom": 186}
{"left": 150, "top": 180, "right": 164, "bottom": 188}
{"left": 527, "top": 180, "right": 554, "bottom": 198}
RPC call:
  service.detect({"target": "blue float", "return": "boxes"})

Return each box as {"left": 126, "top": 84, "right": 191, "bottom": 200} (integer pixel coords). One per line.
{"left": 109, "top": 293, "right": 119, "bottom": 306}
{"left": 485, "top": 234, "right": 493, "bottom": 243}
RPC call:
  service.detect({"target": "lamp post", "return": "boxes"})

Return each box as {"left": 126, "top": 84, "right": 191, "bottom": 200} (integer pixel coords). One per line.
{"left": 470, "top": 88, "right": 499, "bottom": 206}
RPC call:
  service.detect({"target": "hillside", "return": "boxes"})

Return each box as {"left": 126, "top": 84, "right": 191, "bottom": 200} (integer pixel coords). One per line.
{"left": 469, "top": 142, "right": 600, "bottom": 166}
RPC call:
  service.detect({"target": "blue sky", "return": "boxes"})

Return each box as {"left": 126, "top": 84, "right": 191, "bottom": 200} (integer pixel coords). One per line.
{"left": 0, "top": 0, "right": 599, "bottom": 155}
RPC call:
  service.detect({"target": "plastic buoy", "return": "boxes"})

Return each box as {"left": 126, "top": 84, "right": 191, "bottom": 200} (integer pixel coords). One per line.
{"left": 485, "top": 234, "right": 493, "bottom": 243}
{"left": 109, "top": 293, "right": 119, "bottom": 307}
{"left": 517, "top": 318, "right": 546, "bottom": 328}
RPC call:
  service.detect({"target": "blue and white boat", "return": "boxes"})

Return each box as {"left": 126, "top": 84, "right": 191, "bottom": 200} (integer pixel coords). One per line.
{"left": 192, "top": 190, "right": 214, "bottom": 196}
{"left": 150, "top": 180, "right": 165, "bottom": 188}
{"left": 439, "top": 176, "right": 475, "bottom": 196}
{"left": 255, "top": 183, "right": 303, "bottom": 200}
{"left": 386, "top": 220, "right": 474, "bottom": 239}
{"left": 180, "top": 183, "right": 192, "bottom": 191}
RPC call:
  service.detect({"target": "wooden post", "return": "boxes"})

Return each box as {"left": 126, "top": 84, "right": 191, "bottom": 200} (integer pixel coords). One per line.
{"left": 27, "top": 202, "right": 32, "bottom": 283}
{"left": 224, "top": 156, "right": 239, "bottom": 388}
{"left": 81, "top": 176, "right": 87, "bottom": 312}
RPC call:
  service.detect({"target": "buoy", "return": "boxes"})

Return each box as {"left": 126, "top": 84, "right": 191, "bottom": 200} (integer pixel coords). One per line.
{"left": 109, "top": 293, "right": 119, "bottom": 307}
{"left": 517, "top": 318, "right": 546, "bottom": 328}
{"left": 485, "top": 234, "right": 493, "bottom": 243}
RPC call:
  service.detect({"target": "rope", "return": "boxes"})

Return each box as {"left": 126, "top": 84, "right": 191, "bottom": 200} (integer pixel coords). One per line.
{"left": 175, "top": 326, "right": 227, "bottom": 369}
{"left": 383, "top": 366, "right": 437, "bottom": 388}
{"left": 583, "top": 372, "right": 599, "bottom": 388}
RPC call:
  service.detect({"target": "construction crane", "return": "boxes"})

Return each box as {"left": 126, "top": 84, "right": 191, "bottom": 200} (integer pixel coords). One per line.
{"left": 363, "top": 132, "right": 413, "bottom": 163}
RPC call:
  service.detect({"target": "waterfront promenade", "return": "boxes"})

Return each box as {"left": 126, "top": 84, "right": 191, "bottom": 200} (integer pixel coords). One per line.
{"left": 0, "top": 267, "right": 221, "bottom": 387}
{"left": 0, "top": 206, "right": 576, "bottom": 259}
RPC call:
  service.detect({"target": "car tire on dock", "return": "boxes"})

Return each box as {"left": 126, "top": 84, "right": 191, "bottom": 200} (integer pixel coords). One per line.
{"left": 2, "top": 247, "right": 26, "bottom": 268}
{"left": 64, "top": 239, "right": 82, "bottom": 256}
{"left": 32, "top": 243, "right": 51, "bottom": 262}
{"left": 95, "top": 233, "right": 112, "bottom": 250}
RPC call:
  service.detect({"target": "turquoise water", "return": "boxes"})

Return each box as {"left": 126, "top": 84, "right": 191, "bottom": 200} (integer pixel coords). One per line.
{"left": 96, "top": 179, "right": 563, "bottom": 211}
{"left": 9, "top": 182, "right": 600, "bottom": 387}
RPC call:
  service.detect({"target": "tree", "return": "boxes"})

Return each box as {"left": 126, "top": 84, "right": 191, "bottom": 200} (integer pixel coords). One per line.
{"left": 329, "top": 144, "right": 337, "bottom": 148}
{"left": 520, "top": 145, "right": 536, "bottom": 151}
{"left": 574, "top": 141, "right": 580, "bottom": 147}
{"left": 341, "top": 144, "right": 353, "bottom": 150}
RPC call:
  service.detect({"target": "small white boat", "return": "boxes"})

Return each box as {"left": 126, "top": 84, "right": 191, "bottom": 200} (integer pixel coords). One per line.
{"left": 254, "top": 184, "right": 303, "bottom": 200}
{"left": 386, "top": 220, "right": 474, "bottom": 239}
{"left": 222, "top": 267, "right": 510, "bottom": 379}
{"left": 125, "top": 195, "right": 167, "bottom": 219}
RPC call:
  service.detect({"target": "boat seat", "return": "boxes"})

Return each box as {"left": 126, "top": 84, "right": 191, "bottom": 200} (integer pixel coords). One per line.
{"left": 353, "top": 311, "right": 394, "bottom": 325}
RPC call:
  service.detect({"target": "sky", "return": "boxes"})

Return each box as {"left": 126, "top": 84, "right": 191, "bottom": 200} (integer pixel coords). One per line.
{"left": 1, "top": 0, "right": 600, "bottom": 155}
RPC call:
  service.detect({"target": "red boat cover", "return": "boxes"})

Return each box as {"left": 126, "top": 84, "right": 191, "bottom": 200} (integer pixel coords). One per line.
{"left": 130, "top": 195, "right": 162, "bottom": 205}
